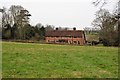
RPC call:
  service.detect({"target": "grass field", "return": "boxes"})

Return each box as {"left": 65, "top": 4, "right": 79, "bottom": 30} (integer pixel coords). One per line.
{"left": 2, "top": 42, "right": 118, "bottom": 78}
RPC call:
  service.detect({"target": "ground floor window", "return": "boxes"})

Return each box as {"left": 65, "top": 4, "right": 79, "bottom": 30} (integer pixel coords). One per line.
{"left": 59, "top": 39, "right": 68, "bottom": 43}
{"left": 48, "top": 40, "right": 55, "bottom": 43}
{"left": 74, "top": 41, "right": 77, "bottom": 44}
{"left": 78, "top": 41, "right": 80, "bottom": 44}
{"left": 68, "top": 41, "right": 72, "bottom": 44}
{"left": 48, "top": 40, "right": 49, "bottom": 42}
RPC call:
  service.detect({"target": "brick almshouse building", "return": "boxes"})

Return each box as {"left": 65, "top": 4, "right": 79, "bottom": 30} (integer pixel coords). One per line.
{"left": 45, "top": 29, "right": 86, "bottom": 45}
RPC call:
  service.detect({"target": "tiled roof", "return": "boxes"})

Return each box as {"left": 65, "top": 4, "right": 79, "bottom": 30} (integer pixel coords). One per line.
{"left": 45, "top": 30, "right": 84, "bottom": 37}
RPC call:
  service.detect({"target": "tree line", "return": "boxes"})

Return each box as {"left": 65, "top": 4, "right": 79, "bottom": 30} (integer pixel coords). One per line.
{"left": 1, "top": 5, "right": 68, "bottom": 41}
{"left": 91, "top": 0, "right": 119, "bottom": 46}
{"left": 1, "top": 4, "right": 119, "bottom": 46}
{"left": 92, "top": 9, "right": 119, "bottom": 46}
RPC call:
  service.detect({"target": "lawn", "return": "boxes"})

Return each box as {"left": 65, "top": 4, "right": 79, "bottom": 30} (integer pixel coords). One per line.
{"left": 2, "top": 42, "right": 118, "bottom": 78}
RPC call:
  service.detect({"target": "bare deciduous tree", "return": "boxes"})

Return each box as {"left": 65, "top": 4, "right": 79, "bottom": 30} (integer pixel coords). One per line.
{"left": 92, "top": 9, "right": 118, "bottom": 46}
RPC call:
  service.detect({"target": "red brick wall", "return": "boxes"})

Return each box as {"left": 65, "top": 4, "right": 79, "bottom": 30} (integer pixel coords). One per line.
{"left": 45, "top": 36, "right": 86, "bottom": 45}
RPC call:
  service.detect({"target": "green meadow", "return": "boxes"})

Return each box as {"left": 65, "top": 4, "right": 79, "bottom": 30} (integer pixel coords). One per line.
{"left": 2, "top": 42, "right": 118, "bottom": 78}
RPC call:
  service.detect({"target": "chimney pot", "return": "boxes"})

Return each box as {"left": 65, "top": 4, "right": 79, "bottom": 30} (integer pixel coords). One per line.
{"left": 73, "top": 27, "right": 76, "bottom": 30}
{"left": 56, "top": 28, "right": 58, "bottom": 30}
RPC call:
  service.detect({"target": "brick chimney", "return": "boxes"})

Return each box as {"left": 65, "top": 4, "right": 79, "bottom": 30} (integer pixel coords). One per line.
{"left": 73, "top": 27, "right": 76, "bottom": 30}
{"left": 56, "top": 28, "right": 58, "bottom": 30}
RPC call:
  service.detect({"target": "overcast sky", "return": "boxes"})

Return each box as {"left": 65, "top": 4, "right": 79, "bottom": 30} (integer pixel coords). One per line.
{"left": 0, "top": 0, "right": 117, "bottom": 30}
